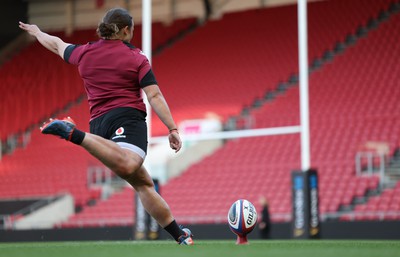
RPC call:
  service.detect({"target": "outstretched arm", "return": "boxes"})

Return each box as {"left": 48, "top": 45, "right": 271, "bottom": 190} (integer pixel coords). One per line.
{"left": 143, "top": 85, "right": 182, "bottom": 153}
{"left": 19, "top": 21, "right": 71, "bottom": 60}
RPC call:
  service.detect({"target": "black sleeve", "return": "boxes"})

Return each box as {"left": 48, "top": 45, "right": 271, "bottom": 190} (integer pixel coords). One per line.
{"left": 63, "top": 44, "right": 80, "bottom": 64}
{"left": 140, "top": 69, "right": 158, "bottom": 88}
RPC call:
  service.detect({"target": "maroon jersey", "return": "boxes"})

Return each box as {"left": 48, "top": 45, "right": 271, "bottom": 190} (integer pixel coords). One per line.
{"left": 64, "top": 39, "right": 157, "bottom": 120}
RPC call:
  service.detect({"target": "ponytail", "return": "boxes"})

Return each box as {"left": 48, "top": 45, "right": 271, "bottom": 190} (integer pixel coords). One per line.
{"left": 97, "top": 8, "right": 133, "bottom": 39}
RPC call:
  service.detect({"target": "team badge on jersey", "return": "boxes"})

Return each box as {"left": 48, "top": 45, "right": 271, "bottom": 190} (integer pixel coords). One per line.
{"left": 116, "top": 127, "right": 124, "bottom": 135}
{"left": 113, "top": 127, "right": 126, "bottom": 139}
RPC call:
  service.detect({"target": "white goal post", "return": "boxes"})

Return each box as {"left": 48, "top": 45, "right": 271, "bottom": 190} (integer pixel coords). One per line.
{"left": 142, "top": 0, "right": 311, "bottom": 171}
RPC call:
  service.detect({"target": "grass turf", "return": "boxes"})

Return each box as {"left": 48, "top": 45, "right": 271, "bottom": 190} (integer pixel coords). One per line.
{"left": 0, "top": 240, "right": 399, "bottom": 257}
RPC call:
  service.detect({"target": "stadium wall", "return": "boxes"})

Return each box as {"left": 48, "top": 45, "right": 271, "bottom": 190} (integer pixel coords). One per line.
{"left": 1, "top": 221, "right": 400, "bottom": 242}
{"left": 26, "top": 0, "right": 304, "bottom": 32}
{"left": 0, "top": 0, "right": 28, "bottom": 47}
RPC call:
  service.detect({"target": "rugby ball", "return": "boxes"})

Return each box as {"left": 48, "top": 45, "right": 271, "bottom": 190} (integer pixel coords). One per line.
{"left": 227, "top": 199, "right": 258, "bottom": 236}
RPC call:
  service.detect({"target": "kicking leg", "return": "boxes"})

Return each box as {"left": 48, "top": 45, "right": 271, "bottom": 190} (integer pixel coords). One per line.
{"left": 40, "top": 118, "right": 193, "bottom": 244}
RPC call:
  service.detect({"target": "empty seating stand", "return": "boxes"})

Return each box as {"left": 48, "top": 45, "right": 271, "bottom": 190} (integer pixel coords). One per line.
{"left": 0, "top": 17, "right": 198, "bottom": 222}
{"left": 0, "top": 17, "right": 197, "bottom": 141}
{"left": 1, "top": 0, "right": 399, "bottom": 227}
{"left": 153, "top": 0, "right": 400, "bottom": 223}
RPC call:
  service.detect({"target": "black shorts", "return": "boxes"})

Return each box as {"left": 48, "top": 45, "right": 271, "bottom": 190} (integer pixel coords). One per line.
{"left": 89, "top": 107, "right": 148, "bottom": 158}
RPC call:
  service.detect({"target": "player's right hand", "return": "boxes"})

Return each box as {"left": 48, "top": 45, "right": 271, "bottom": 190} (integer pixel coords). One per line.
{"left": 168, "top": 131, "right": 182, "bottom": 153}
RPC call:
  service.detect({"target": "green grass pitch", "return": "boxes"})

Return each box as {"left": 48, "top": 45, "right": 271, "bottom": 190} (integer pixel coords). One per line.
{"left": 0, "top": 240, "right": 399, "bottom": 257}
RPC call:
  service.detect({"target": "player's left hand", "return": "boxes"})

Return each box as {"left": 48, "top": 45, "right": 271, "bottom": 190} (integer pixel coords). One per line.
{"left": 19, "top": 21, "right": 41, "bottom": 37}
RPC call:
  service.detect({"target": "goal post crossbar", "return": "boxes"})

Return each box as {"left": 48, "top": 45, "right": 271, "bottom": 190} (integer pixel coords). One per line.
{"left": 149, "top": 126, "right": 301, "bottom": 144}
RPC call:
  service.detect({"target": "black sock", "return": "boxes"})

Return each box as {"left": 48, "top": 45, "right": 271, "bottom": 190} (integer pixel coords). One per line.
{"left": 164, "top": 220, "right": 184, "bottom": 241}
{"left": 69, "top": 129, "right": 85, "bottom": 145}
